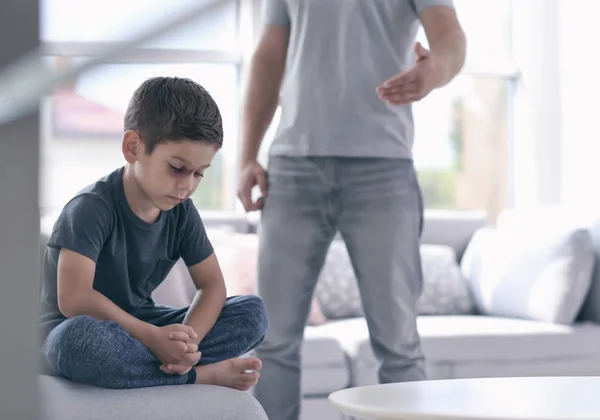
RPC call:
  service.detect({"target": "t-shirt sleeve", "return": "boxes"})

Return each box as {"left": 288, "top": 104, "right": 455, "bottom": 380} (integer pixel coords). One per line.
{"left": 411, "top": 0, "right": 455, "bottom": 14}
{"left": 47, "top": 194, "right": 114, "bottom": 263}
{"left": 262, "top": 0, "right": 290, "bottom": 26}
{"left": 179, "top": 201, "right": 214, "bottom": 267}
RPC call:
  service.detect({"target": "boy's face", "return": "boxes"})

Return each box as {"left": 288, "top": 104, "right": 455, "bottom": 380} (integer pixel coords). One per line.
{"left": 132, "top": 137, "right": 219, "bottom": 211}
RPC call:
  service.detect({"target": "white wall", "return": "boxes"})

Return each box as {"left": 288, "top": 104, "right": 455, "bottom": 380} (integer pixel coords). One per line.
{"left": 558, "top": 0, "right": 600, "bottom": 210}
{"left": 511, "top": 0, "right": 563, "bottom": 209}
{"left": 512, "top": 0, "right": 600, "bottom": 213}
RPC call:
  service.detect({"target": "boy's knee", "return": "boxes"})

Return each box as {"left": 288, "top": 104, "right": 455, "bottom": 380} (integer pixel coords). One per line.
{"left": 46, "top": 316, "right": 124, "bottom": 381}
{"left": 44, "top": 316, "right": 101, "bottom": 375}
{"left": 48, "top": 315, "right": 123, "bottom": 361}
{"left": 52, "top": 315, "right": 100, "bottom": 345}
{"left": 244, "top": 295, "right": 269, "bottom": 339}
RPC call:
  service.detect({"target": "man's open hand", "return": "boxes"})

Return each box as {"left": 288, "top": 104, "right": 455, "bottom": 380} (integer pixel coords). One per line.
{"left": 377, "top": 42, "right": 440, "bottom": 106}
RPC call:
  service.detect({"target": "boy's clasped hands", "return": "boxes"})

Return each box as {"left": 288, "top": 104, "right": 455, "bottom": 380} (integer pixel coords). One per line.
{"left": 144, "top": 323, "right": 202, "bottom": 375}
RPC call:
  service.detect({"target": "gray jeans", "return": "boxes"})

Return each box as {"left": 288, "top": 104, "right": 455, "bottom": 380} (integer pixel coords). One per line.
{"left": 253, "top": 156, "right": 426, "bottom": 420}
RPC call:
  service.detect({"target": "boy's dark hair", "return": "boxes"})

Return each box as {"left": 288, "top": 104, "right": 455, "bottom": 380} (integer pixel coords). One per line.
{"left": 124, "top": 77, "right": 223, "bottom": 154}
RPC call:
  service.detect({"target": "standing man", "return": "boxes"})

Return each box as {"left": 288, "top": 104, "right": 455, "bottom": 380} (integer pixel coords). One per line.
{"left": 238, "top": 1, "right": 466, "bottom": 419}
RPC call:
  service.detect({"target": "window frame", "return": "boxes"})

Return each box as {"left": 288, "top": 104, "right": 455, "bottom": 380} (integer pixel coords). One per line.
{"left": 40, "top": 0, "right": 520, "bottom": 214}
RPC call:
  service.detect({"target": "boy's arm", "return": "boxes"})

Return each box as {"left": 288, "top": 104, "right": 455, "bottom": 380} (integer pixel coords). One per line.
{"left": 177, "top": 201, "right": 226, "bottom": 346}
{"left": 53, "top": 194, "right": 198, "bottom": 368}
{"left": 58, "top": 248, "right": 197, "bottom": 348}
{"left": 181, "top": 253, "right": 227, "bottom": 346}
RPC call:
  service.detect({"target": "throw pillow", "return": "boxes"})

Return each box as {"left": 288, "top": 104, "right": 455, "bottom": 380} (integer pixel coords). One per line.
{"left": 461, "top": 226, "right": 595, "bottom": 325}
{"left": 419, "top": 244, "right": 474, "bottom": 315}
{"left": 314, "top": 240, "right": 474, "bottom": 319}
{"left": 211, "top": 232, "right": 327, "bottom": 326}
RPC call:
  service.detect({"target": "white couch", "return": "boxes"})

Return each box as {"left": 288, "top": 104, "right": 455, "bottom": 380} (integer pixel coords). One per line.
{"left": 153, "top": 209, "right": 600, "bottom": 420}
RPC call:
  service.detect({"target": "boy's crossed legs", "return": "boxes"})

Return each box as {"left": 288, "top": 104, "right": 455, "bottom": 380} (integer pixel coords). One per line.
{"left": 41, "top": 295, "right": 268, "bottom": 390}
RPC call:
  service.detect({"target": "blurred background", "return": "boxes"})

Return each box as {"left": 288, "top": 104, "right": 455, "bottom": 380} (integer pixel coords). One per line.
{"left": 38, "top": 0, "right": 600, "bottom": 223}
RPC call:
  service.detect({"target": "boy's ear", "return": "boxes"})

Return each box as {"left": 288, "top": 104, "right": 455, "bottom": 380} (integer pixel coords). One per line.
{"left": 122, "top": 131, "right": 144, "bottom": 163}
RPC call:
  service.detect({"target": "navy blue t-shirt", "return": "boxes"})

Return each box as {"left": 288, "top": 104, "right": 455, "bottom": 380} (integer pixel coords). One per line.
{"left": 39, "top": 166, "right": 214, "bottom": 339}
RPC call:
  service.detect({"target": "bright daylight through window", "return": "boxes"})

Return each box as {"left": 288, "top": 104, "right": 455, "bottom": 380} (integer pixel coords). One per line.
{"left": 40, "top": 0, "right": 516, "bottom": 221}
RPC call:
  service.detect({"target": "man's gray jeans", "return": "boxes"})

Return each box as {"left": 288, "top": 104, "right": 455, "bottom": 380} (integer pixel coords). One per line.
{"left": 253, "top": 156, "right": 426, "bottom": 420}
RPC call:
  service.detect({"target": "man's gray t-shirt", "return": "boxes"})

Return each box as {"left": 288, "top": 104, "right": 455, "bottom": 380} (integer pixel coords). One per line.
{"left": 39, "top": 167, "right": 213, "bottom": 340}
{"left": 264, "top": 0, "right": 455, "bottom": 159}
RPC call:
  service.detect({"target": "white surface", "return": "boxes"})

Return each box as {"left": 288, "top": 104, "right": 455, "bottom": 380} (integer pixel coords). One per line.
{"left": 329, "top": 376, "right": 600, "bottom": 420}
{"left": 311, "top": 316, "right": 600, "bottom": 363}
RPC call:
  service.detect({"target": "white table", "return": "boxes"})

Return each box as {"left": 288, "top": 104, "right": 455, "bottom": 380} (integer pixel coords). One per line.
{"left": 329, "top": 376, "right": 600, "bottom": 420}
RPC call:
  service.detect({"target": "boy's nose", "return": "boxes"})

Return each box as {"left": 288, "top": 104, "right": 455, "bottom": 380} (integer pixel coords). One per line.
{"left": 177, "top": 175, "right": 195, "bottom": 193}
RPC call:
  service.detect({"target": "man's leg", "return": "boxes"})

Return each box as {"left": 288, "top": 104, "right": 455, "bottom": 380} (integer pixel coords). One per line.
{"left": 337, "top": 158, "right": 426, "bottom": 383}
{"left": 253, "top": 156, "right": 337, "bottom": 420}
{"left": 41, "top": 315, "right": 193, "bottom": 389}
{"left": 137, "top": 295, "right": 269, "bottom": 363}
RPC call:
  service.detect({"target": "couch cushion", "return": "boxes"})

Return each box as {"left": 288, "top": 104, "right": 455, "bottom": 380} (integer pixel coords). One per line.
{"left": 39, "top": 375, "right": 268, "bottom": 420}
{"left": 301, "top": 328, "right": 351, "bottom": 395}
{"left": 493, "top": 208, "right": 600, "bottom": 324}
{"left": 316, "top": 316, "right": 600, "bottom": 368}
{"left": 462, "top": 225, "right": 595, "bottom": 324}
{"left": 314, "top": 242, "right": 474, "bottom": 320}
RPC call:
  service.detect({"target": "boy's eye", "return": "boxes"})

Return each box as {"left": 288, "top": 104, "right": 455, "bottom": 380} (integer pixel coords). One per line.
{"left": 194, "top": 172, "right": 204, "bottom": 178}
{"left": 169, "top": 164, "right": 183, "bottom": 173}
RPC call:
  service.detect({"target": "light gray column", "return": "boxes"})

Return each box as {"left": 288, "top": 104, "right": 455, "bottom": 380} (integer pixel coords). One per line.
{"left": 511, "top": 0, "right": 563, "bottom": 208}
{"left": 0, "top": 0, "right": 41, "bottom": 419}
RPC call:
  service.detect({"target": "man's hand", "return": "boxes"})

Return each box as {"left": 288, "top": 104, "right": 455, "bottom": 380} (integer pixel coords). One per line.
{"left": 143, "top": 324, "right": 201, "bottom": 372}
{"left": 377, "top": 42, "right": 441, "bottom": 106}
{"left": 237, "top": 161, "right": 268, "bottom": 212}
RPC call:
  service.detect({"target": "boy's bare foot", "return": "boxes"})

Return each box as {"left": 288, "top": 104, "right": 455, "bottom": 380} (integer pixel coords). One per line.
{"left": 194, "top": 357, "right": 262, "bottom": 391}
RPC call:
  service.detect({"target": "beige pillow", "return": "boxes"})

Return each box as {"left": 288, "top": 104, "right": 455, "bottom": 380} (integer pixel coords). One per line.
{"left": 211, "top": 232, "right": 327, "bottom": 326}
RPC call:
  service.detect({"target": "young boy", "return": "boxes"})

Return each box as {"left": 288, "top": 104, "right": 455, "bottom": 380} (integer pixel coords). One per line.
{"left": 39, "top": 76, "right": 267, "bottom": 390}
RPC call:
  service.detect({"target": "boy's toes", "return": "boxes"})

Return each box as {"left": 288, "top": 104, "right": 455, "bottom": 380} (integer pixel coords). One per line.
{"left": 245, "top": 357, "right": 262, "bottom": 371}
{"left": 242, "top": 372, "right": 260, "bottom": 383}
{"left": 251, "top": 358, "right": 262, "bottom": 370}
{"left": 236, "top": 376, "right": 259, "bottom": 391}
{"left": 237, "top": 356, "right": 261, "bottom": 372}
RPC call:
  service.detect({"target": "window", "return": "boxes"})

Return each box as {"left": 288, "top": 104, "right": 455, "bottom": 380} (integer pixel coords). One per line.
{"left": 40, "top": 0, "right": 244, "bottom": 213}
{"left": 412, "top": 0, "right": 516, "bottom": 220}
{"left": 413, "top": 75, "right": 511, "bottom": 218}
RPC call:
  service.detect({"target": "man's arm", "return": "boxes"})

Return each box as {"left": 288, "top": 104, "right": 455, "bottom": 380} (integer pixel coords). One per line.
{"left": 237, "top": 24, "right": 290, "bottom": 211}
{"left": 239, "top": 25, "right": 290, "bottom": 167}
{"left": 181, "top": 253, "right": 227, "bottom": 346}
{"left": 377, "top": 5, "right": 466, "bottom": 105}
{"left": 420, "top": 5, "right": 466, "bottom": 88}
